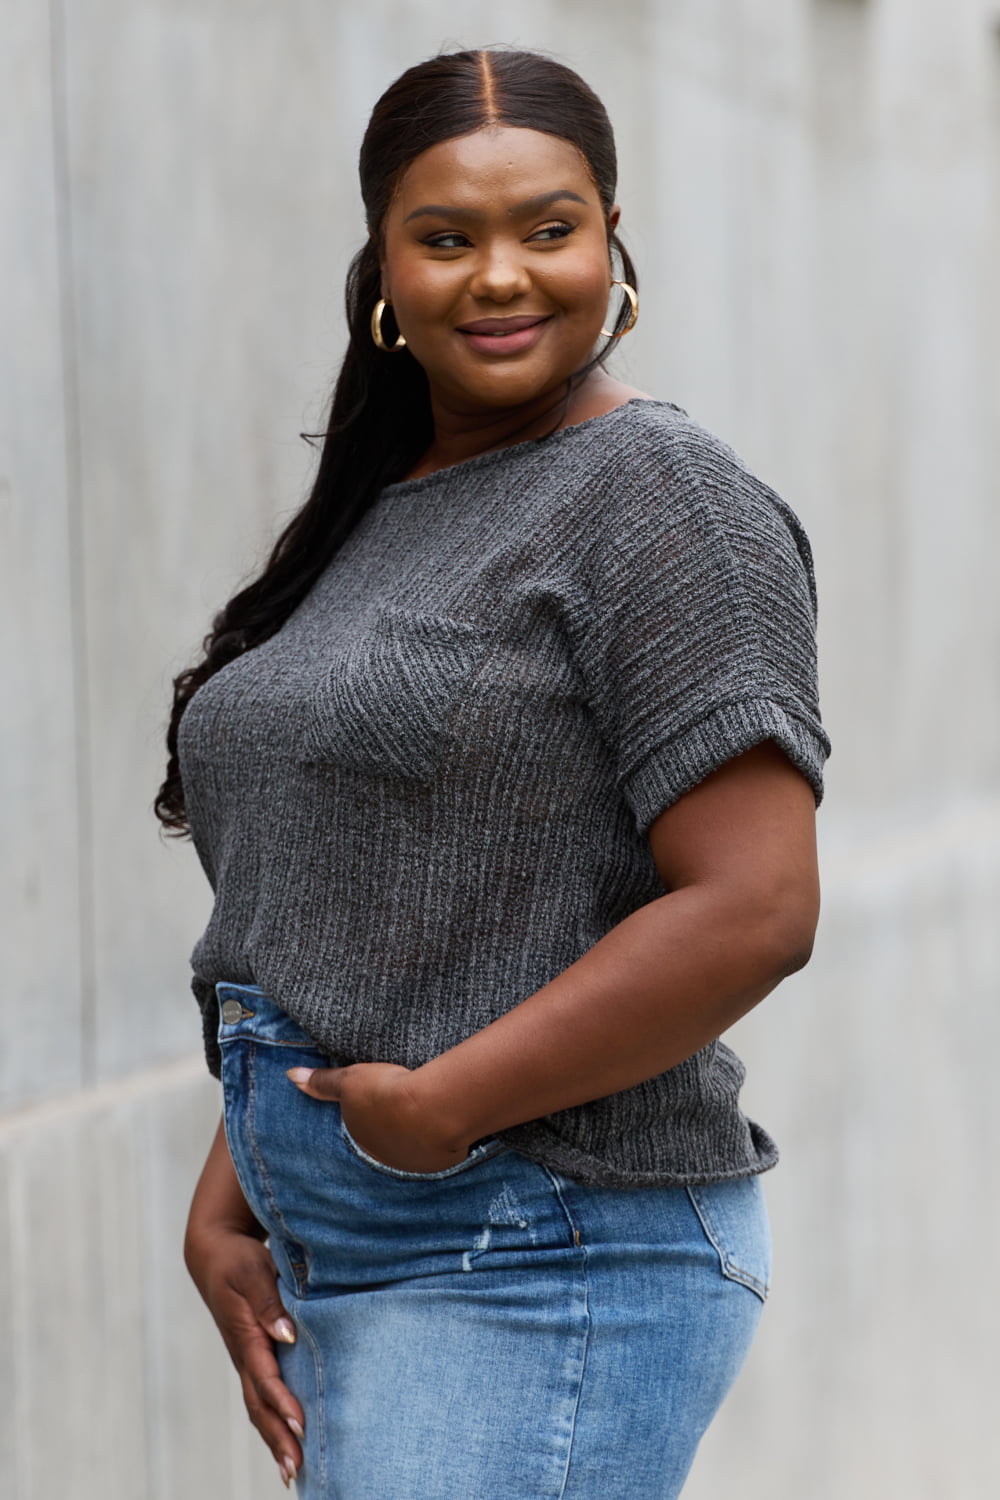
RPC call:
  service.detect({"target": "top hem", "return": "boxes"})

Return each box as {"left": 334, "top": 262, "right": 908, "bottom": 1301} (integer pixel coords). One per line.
{"left": 494, "top": 1117, "right": 779, "bottom": 1190}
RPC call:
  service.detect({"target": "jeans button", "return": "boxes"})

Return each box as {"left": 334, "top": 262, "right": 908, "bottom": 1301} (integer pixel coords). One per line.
{"left": 221, "top": 998, "right": 247, "bottom": 1025}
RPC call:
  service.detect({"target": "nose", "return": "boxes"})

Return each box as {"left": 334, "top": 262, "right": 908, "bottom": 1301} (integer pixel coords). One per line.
{"left": 467, "top": 239, "right": 533, "bottom": 304}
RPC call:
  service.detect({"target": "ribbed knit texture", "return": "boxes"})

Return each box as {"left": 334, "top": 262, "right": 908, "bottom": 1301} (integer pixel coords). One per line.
{"left": 178, "top": 399, "right": 830, "bottom": 1188}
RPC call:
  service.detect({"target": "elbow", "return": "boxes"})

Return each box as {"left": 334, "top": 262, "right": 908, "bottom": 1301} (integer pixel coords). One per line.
{"left": 743, "top": 886, "right": 820, "bottom": 982}
{"left": 774, "top": 929, "right": 815, "bottom": 977}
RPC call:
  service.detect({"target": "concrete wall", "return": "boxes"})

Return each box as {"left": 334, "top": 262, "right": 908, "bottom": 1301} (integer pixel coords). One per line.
{"left": 3, "top": 1, "right": 998, "bottom": 1494}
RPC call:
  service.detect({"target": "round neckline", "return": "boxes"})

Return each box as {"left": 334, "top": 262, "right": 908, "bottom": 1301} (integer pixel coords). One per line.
{"left": 380, "top": 397, "right": 666, "bottom": 498}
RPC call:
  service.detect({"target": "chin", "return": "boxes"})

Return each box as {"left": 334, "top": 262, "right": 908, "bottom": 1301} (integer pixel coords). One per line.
{"left": 456, "top": 362, "right": 583, "bottom": 410}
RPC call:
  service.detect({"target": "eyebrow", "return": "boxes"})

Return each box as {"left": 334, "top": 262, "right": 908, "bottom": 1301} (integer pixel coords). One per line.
{"left": 402, "top": 189, "right": 589, "bottom": 225}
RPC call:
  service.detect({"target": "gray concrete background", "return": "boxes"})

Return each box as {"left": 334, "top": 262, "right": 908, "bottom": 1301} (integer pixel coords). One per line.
{"left": 3, "top": 0, "right": 998, "bottom": 1495}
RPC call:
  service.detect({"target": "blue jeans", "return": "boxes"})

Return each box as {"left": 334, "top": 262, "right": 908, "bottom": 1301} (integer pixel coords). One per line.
{"left": 218, "top": 982, "right": 770, "bottom": 1499}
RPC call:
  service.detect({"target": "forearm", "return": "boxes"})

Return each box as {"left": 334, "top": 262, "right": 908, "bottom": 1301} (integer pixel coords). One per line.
{"left": 185, "top": 1116, "right": 265, "bottom": 1262}
{"left": 410, "top": 883, "right": 810, "bottom": 1151}
{"left": 183, "top": 1116, "right": 304, "bottom": 1486}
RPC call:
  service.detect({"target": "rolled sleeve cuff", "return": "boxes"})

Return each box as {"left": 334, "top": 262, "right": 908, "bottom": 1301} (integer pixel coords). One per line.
{"left": 622, "top": 698, "right": 831, "bottom": 835}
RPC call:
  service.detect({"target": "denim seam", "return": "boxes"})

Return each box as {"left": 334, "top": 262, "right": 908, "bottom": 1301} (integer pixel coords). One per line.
{"left": 295, "top": 1300, "right": 328, "bottom": 1495}
{"left": 245, "top": 1042, "right": 311, "bottom": 1296}
{"left": 543, "top": 1169, "right": 593, "bottom": 1500}
{"left": 685, "top": 1186, "right": 769, "bottom": 1300}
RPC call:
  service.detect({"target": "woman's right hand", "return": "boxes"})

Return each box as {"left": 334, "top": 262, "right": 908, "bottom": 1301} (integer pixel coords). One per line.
{"left": 185, "top": 1117, "right": 305, "bottom": 1489}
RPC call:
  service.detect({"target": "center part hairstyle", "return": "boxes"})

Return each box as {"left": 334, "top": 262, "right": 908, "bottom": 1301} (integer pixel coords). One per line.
{"left": 156, "top": 47, "right": 637, "bottom": 834}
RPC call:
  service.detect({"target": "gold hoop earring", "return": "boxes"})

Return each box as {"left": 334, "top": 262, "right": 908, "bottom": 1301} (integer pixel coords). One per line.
{"left": 371, "top": 298, "right": 407, "bottom": 352}
{"left": 600, "top": 280, "right": 639, "bottom": 339}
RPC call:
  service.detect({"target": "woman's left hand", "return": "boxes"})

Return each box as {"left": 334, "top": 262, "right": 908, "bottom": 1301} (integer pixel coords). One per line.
{"left": 287, "top": 1061, "right": 469, "bottom": 1174}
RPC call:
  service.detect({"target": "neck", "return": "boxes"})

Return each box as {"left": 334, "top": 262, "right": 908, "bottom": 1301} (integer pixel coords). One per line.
{"left": 407, "top": 369, "right": 632, "bottom": 481}
{"left": 419, "top": 387, "right": 574, "bottom": 476}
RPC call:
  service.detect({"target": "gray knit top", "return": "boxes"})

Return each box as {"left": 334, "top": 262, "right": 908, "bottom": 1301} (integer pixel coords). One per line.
{"left": 179, "top": 398, "right": 829, "bottom": 1188}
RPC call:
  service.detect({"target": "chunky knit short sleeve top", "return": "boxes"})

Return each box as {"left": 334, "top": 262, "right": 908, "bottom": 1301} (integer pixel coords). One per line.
{"left": 178, "top": 398, "right": 830, "bottom": 1188}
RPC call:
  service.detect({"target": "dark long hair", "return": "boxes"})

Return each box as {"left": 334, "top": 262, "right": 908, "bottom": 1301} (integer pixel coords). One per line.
{"left": 155, "top": 47, "right": 637, "bottom": 833}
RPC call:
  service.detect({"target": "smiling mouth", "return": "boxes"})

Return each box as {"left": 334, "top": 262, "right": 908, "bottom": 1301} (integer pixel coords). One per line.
{"left": 454, "top": 316, "right": 552, "bottom": 355}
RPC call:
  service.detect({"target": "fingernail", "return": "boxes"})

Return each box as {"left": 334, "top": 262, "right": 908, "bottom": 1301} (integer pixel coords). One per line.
{"left": 288, "top": 1417, "right": 305, "bottom": 1439}
{"left": 286, "top": 1068, "right": 313, "bottom": 1084}
{"left": 282, "top": 1455, "right": 298, "bottom": 1486}
{"left": 275, "top": 1317, "right": 297, "bottom": 1344}
{"left": 278, "top": 1460, "right": 290, "bottom": 1490}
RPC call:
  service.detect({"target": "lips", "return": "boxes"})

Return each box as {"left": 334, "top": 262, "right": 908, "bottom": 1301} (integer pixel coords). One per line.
{"left": 456, "top": 315, "right": 549, "bottom": 335}
{"left": 455, "top": 314, "right": 552, "bottom": 356}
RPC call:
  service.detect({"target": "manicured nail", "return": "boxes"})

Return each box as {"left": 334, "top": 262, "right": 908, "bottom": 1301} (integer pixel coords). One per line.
{"left": 282, "top": 1455, "right": 298, "bottom": 1486}
{"left": 287, "top": 1068, "right": 313, "bottom": 1085}
{"left": 288, "top": 1417, "right": 305, "bottom": 1439}
{"left": 275, "top": 1317, "right": 297, "bottom": 1344}
{"left": 278, "top": 1459, "right": 290, "bottom": 1490}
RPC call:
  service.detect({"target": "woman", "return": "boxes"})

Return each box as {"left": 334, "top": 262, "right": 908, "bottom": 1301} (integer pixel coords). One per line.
{"left": 158, "top": 47, "right": 829, "bottom": 1499}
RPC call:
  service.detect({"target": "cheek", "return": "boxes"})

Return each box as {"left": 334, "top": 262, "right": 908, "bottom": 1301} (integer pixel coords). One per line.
{"left": 387, "top": 264, "right": 457, "bottom": 324}
{"left": 542, "top": 254, "right": 612, "bottom": 316}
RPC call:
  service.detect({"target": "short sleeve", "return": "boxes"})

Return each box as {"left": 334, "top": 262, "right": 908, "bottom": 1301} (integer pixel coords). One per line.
{"left": 574, "top": 419, "right": 831, "bottom": 835}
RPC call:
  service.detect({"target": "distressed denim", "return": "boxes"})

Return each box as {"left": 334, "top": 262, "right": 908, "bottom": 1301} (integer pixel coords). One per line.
{"left": 218, "top": 982, "right": 770, "bottom": 1499}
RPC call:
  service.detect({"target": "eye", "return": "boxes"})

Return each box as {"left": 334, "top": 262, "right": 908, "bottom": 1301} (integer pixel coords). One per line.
{"left": 528, "top": 222, "right": 575, "bottom": 243}
{"left": 423, "top": 231, "right": 471, "bottom": 249}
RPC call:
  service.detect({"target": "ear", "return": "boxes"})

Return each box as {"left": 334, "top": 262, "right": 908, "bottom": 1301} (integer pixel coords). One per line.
{"left": 607, "top": 202, "right": 622, "bottom": 235}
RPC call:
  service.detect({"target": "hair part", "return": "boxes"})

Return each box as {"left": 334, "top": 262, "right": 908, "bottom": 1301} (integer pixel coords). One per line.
{"left": 155, "top": 47, "right": 638, "bottom": 834}
{"left": 478, "top": 48, "right": 500, "bottom": 120}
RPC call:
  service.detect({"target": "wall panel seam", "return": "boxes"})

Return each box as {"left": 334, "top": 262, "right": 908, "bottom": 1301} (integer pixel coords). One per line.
{"left": 48, "top": 0, "right": 96, "bottom": 1086}
{"left": 0, "top": 1054, "right": 206, "bottom": 1143}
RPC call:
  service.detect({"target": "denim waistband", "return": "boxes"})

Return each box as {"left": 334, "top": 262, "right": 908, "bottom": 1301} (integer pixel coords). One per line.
{"left": 215, "top": 980, "right": 335, "bottom": 1055}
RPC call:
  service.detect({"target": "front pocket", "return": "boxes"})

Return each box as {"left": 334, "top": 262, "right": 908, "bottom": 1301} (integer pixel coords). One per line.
{"left": 219, "top": 1037, "right": 330, "bottom": 1272}
{"left": 339, "top": 1116, "right": 507, "bottom": 1181}
{"left": 305, "top": 609, "right": 492, "bottom": 782}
